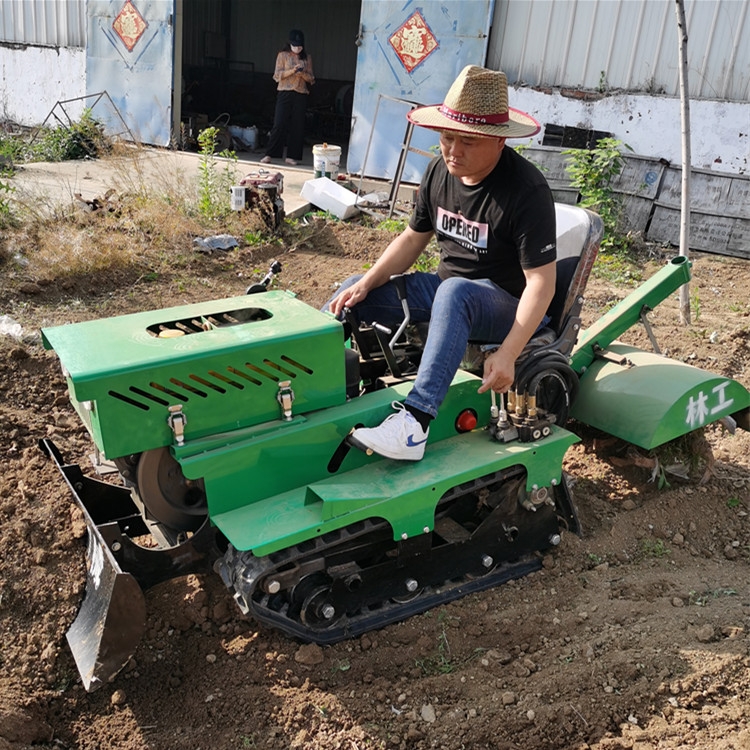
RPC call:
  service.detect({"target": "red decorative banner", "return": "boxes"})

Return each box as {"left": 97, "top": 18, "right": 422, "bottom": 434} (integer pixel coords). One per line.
{"left": 113, "top": 0, "right": 148, "bottom": 52}
{"left": 388, "top": 10, "right": 439, "bottom": 73}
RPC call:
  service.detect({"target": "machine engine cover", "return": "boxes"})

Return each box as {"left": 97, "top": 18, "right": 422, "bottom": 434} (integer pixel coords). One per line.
{"left": 41, "top": 291, "right": 346, "bottom": 459}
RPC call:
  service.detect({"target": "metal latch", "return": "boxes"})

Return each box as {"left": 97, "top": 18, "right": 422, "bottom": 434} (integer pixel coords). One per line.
{"left": 277, "top": 380, "right": 295, "bottom": 421}
{"left": 167, "top": 404, "right": 187, "bottom": 445}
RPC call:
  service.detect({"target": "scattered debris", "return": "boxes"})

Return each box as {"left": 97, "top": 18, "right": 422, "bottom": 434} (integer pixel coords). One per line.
{"left": 192, "top": 234, "right": 239, "bottom": 253}
{"left": 0, "top": 314, "right": 23, "bottom": 339}
{"left": 74, "top": 188, "right": 121, "bottom": 213}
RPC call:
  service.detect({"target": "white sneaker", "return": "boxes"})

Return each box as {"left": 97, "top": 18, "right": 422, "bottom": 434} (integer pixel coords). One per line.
{"left": 260, "top": 155, "right": 272, "bottom": 164}
{"left": 349, "top": 401, "right": 429, "bottom": 461}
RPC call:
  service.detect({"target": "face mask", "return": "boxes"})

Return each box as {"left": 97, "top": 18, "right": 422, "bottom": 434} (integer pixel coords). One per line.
{"left": 291, "top": 45, "right": 303, "bottom": 53}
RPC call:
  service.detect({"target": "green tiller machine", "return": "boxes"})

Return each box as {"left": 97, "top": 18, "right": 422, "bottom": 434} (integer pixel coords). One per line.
{"left": 40, "top": 205, "right": 750, "bottom": 691}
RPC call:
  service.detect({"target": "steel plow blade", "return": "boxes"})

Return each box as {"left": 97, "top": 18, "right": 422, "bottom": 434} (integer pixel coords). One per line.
{"left": 66, "top": 529, "right": 147, "bottom": 692}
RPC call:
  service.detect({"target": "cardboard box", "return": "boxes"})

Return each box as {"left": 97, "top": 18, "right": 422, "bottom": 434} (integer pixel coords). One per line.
{"left": 300, "top": 177, "right": 360, "bottom": 220}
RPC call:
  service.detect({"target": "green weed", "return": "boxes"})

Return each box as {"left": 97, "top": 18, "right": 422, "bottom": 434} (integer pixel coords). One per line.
{"left": 0, "top": 178, "right": 15, "bottom": 228}
{"left": 412, "top": 237, "right": 440, "bottom": 273}
{"left": 563, "top": 137, "right": 633, "bottom": 253}
{"left": 639, "top": 538, "right": 670, "bottom": 559}
{"left": 196, "top": 127, "right": 238, "bottom": 219}
{"left": 690, "top": 287, "right": 701, "bottom": 321}
{"left": 689, "top": 588, "right": 737, "bottom": 607}
{"left": 33, "top": 109, "right": 110, "bottom": 162}
{"left": 244, "top": 230, "right": 266, "bottom": 246}
{"left": 376, "top": 217, "right": 407, "bottom": 233}
{"left": 415, "top": 619, "right": 484, "bottom": 675}
{"left": 591, "top": 252, "right": 643, "bottom": 286}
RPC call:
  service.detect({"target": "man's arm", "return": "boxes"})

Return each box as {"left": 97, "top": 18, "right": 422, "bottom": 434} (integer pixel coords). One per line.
{"left": 328, "top": 227, "right": 433, "bottom": 316}
{"left": 478, "top": 261, "right": 556, "bottom": 394}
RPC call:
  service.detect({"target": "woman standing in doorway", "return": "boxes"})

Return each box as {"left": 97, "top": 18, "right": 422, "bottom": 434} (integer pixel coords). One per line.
{"left": 261, "top": 29, "right": 315, "bottom": 166}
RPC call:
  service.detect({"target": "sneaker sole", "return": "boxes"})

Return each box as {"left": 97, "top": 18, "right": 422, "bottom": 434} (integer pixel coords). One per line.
{"left": 347, "top": 433, "right": 424, "bottom": 461}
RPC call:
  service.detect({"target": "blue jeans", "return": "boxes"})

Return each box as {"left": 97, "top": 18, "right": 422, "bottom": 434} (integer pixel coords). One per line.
{"left": 330, "top": 273, "right": 538, "bottom": 418}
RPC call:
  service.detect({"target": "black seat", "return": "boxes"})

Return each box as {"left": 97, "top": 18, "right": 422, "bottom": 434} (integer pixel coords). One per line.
{"left": 464, "top": 203, "right": 604, "bottom": 427}
{"left": 466, "top": 203, "right": 604, "bottom": 367}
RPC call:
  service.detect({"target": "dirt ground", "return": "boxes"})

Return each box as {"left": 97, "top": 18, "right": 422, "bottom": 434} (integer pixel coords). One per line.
{"left": 1, "top": 208, "right": 750, "bottom": 750}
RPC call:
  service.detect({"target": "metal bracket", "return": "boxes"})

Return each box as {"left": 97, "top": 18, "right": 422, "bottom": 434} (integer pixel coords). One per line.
{"left": 167, "top": 404, "right": 187, "bottom": 446}
{"left": 639, "top": 305, "right": 662, "bottom": 354}
{"left": 277, "top": 381, "right": 295, "bottom": 421}
{"left": 591, "top": 344, "right": 633, "bottom": 367}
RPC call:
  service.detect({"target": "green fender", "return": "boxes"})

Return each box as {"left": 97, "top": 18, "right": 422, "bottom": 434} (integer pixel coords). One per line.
{"left": 570, "top": 343, "right": 750, "bottom": 450}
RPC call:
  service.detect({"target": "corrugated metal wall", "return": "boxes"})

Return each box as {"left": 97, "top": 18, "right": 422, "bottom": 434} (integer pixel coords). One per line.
{"left": 488, "top": 0, "right": 750, "bottom": 102}
{"left": 0, "top": 0, "right": 85, "bottom": 48}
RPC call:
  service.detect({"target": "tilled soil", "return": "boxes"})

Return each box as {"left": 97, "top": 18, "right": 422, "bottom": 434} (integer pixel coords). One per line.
{"left": 1, "top": 217, "right": 750, "bottom": 750}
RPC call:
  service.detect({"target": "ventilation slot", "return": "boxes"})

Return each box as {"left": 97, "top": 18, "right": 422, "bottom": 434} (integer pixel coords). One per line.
{"left": 209, "top": 370, "right": 244, "bottom": 389}
{"left": 262, "top": 359, "right": 297, "bottom": 378}
{"left": 245, "top": 363, "right": 279, "bottom": 382}
{"left": 130, "top": 386, "right": 170, "bottom": 406}
{"left": 280, "top": 355, "right": 314, "bottom": 374}
{"left": 108, "top": 390, "right": 151, "bottom": 410}
{"left": 150, "top": 382, "right": 189, "bottom": 402}
{"left": 189, "top": 374, "right": 227, "bottom": 393}
{"left": 169, "top": 378, "right": 207, "bottom": 398}
{"left": 227, "top": 366, "right": 262, "bottom": 386}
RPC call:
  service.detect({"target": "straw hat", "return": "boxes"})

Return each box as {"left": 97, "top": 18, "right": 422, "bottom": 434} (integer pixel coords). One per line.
{"left": 408, "top": 66, "right": 540, "bottom": 139}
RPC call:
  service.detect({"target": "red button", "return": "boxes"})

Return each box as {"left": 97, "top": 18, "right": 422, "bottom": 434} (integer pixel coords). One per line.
{"left": 455, "top": 409, "right": 478, "bottom": 432}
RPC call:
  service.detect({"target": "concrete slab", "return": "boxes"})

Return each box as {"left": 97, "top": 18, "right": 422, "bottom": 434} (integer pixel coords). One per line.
{"left": 8, "top": 144, "right": 414, "bottom": 221}
{"left": 9, "top": 147, "right": 313, "bottom": 216}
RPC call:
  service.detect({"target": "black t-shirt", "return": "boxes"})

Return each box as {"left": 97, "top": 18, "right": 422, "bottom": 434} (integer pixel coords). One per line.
{"left": 409, "top": 146, "right": 556, "bottom": 299}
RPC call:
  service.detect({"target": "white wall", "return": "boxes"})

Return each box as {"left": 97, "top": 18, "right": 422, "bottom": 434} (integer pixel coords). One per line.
{"left": 0, "top": 44, "right": 86, "bottom": 126}
{"left": 512, "top": 87, "right": 749, "bottom": 176}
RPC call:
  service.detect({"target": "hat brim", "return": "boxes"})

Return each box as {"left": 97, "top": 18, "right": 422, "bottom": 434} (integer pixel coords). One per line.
{"left": 407, "top": 104, "right": 540, "bottom": 139}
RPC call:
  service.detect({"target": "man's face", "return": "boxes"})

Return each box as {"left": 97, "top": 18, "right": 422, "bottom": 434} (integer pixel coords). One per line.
{"left": 439, "top": 131, "right": 506, "bottom": 182}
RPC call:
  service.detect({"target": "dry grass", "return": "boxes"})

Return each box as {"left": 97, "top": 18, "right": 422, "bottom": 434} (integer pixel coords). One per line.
{"left": 1, "top": 144, "right": 281, "bottom": 284}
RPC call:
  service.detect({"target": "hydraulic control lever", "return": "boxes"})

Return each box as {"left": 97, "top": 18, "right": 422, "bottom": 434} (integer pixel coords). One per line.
{"left": 387, "top": 273, "right": 411, "bottom": 352}
{"left": 369, "top": 273, "right": 414, "bottom": 378}
{"left": 344, "top": 273, "right": 417, "bottom": 380}
{"left": 246, "top": 260, "right": 282, "bottom": 294}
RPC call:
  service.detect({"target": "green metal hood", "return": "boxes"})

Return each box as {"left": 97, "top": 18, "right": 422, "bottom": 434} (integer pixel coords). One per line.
{"left": 571, "top": 343, "right": 750, "bottom": 449}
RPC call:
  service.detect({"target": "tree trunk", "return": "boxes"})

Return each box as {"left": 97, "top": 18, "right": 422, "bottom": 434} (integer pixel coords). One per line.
{"left": 675, "top": 0, "right": 691, "bottom": 325}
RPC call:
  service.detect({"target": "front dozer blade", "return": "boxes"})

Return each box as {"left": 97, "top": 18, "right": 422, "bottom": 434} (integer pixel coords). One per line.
{"left": 66, "top": 533, "right": 147, "bottom": 692}
{"left": 40, "top": 439, "right": 217, "bottom": 692}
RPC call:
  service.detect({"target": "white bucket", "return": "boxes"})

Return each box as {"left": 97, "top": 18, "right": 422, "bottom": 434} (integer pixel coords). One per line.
{"left": 313, "top": 143, "right": 341, "bottom": 180}
{"left": 228, "top": 125, "right": 258, "bottom": 150}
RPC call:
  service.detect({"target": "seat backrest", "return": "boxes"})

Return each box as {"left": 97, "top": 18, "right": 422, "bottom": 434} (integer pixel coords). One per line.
{"left": 546, "top": 203, "right": 603, "bottom": 334}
